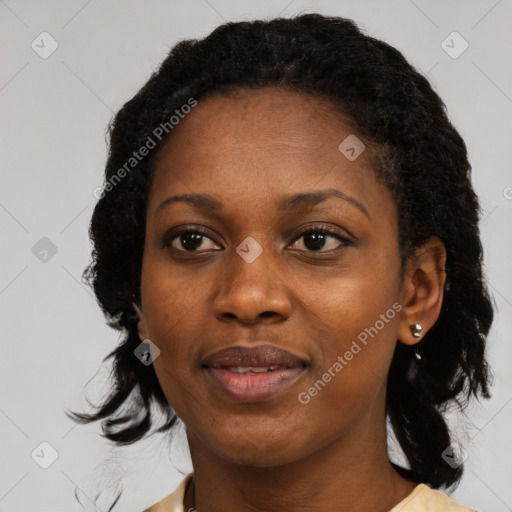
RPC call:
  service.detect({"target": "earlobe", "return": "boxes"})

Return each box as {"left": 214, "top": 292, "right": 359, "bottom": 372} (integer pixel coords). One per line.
{"left": 397, "top": 236, "right": 447, "bottom": 346}
{"left": 132, "top": 302, "right": 149, "bottom": 341}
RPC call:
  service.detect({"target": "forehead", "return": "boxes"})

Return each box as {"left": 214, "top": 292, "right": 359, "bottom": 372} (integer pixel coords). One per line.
{"left": 148, "top": 87, "right": 394, "bottom": 223}
{"left": 158, "top": 86, "right": 357, "bottom": 159}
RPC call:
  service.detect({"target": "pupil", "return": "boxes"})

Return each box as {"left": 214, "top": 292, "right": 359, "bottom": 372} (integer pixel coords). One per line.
{"left": 181, "top": 233, "right": 203, "bottom": 250}
{"left": 304, "top": 233, "right": 325, "bottom": 251}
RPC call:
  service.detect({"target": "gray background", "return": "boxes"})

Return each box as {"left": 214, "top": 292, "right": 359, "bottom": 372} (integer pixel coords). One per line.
{"left": 1, "top": 0, "right": 511, "bottom": 511}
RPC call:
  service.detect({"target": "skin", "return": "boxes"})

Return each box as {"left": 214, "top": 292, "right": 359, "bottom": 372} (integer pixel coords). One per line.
{"left": 135, "top": 86, "right": 447, "bottom": 512}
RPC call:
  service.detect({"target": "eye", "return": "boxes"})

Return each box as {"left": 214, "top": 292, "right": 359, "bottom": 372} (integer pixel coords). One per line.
{"left": 164, "top": 227, "right": 221, "bottom": 252}
{"left": 288, "top": 225, "right": 352, "bottom": 252}
{"left": 163, "top": 224, "right": 352, "bottom": 254}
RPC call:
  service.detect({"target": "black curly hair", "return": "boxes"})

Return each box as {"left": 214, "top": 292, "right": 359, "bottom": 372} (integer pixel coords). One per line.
{"left": 67, "top": 13, "right": 494, "bottom": 492}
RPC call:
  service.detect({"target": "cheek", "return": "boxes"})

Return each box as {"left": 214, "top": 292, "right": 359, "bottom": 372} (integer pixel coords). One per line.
{"left": 141, "top": 254, "right": 208, "bottom": 342}
{"left": 319, "top": 319, "right": 398, "bottom": 401}
{"left": 140, "top": 263, "right": 208, "bottom": 407}
{"left": 296, "top": 310, "right": 399, "bottom": 446}
{"left": 299, "top": 258, "right": 401, "bottom": 407}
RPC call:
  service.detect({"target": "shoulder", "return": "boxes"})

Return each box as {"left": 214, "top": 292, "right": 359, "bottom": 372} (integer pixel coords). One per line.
{"left": 141, "top": 476, "right": 478, "bottom": 512}
{"left": 142, "top": 473, "right": 193, "bottom": 512}
{"left": 389, "top": 483, "right": 478, "bottom": 512}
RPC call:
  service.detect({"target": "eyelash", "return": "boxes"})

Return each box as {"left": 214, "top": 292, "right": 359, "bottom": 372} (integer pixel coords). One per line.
{"left": 163, "top": 224, "right": 353, "bottom": 254}
{"left": 291, "top": 226, "right": 353, "bottom": 251}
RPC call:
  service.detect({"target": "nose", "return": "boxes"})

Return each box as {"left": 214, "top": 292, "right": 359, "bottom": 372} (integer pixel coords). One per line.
{"left": 212, "top": 241, "right": 292, "bottom": 325}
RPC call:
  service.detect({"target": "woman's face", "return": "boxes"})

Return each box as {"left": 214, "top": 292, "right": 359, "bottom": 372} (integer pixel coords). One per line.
{"left": 138, "top": 86, "right": 408, "bottom": 465}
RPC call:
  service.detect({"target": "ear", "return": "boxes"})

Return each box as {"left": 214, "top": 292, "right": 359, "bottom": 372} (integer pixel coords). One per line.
{"left": 397, "top": 236, "right": 447, "bottom": 346}
{"left": 132, "top": 302, "right": 150, "bottom": 341}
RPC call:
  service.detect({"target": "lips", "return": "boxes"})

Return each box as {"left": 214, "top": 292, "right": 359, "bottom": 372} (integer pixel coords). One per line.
{"left": 202, "top": 344, "right": 309, "bottom": 369}
{"left": 201, "top": 344, "right": 309, "bottom": 402}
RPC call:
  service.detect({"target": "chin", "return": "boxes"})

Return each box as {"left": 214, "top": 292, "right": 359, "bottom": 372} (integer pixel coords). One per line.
{"left": 205, "top": 426, "right": 313, "bottom": 467}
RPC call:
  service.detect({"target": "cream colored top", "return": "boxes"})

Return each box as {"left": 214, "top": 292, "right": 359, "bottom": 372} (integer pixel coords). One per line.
{"left": 143, "top": 472, "right": 477, "bottom": 511}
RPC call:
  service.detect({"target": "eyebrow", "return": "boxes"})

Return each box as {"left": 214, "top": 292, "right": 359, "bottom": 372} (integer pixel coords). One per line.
{"left": 278, "top": 188, "right": 370, "bottom": 218}
{"left": 155, "top": 188, "right": 370, "bottom": 219}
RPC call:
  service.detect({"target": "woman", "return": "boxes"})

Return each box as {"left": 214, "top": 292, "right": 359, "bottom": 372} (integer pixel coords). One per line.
{"left": 68, "top": 13, "right": 494, "bottom": 511}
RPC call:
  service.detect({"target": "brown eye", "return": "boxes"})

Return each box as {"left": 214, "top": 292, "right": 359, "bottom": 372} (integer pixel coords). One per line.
{"left": 289, "top": 227, "right": 352, "bottom": 252}
{"left": 164, "top": 227, "right": 221, "bottom": 252}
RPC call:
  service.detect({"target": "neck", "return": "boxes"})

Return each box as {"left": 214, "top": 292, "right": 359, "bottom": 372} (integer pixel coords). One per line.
{"left": 183, "top": 403, "right": 417, "bottom": 512}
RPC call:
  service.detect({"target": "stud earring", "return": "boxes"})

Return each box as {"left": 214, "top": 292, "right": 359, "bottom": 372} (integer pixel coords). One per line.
{"left": 410, "top": 323, "right": 422, "bottom": 338}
